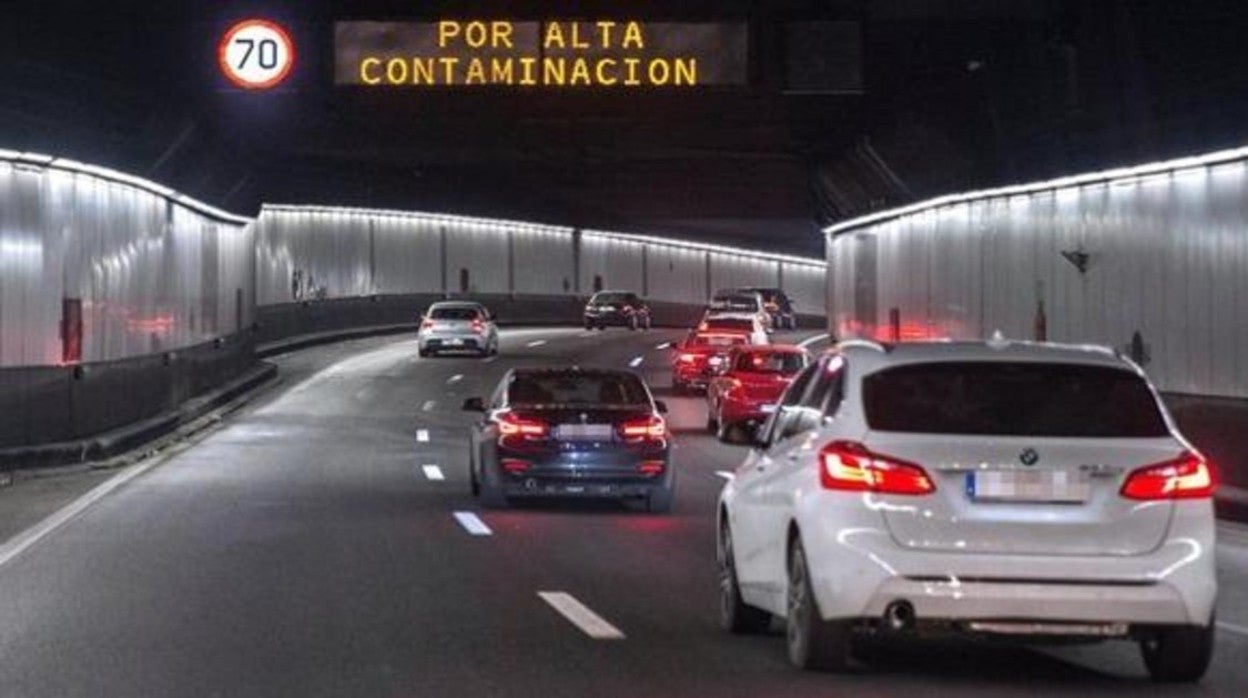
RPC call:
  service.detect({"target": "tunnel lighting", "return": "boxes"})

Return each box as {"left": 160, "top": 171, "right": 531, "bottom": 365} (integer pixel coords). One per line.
{"left": 262, "top": 203, "right": 573, "bottom": 237}
{"left": 1, "top": 150, "right": 251, "bottom": 225}
{"left": 584, "top": 229, "right": 824, "bottom": 267}
{"left": 824, "top": 143, "right": 1248, "bottom": 236}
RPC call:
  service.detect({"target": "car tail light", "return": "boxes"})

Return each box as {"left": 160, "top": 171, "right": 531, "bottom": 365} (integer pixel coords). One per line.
{"left": 421, "top": 319, "right": 435, "bottom": 330}
{"left": 1120, "top": 451, "right": 1217, "bottom": 500}
{"left": 622, "top": 305, "right": 635, "bottom": 314}
{"left": 501, "top": 459, "right": 531, "bottom": 474}
{"left": 818, "top": 440, "right": 935, "bottom": 495}
{"left": 637, "top": 460, "right": 665, "bottom": 476}
{"left": 678, "top": 353, "right": 697, "bottom": 364}
{"left": 496, "top": 412, "right": 549, "bottom": 442}
{"left": 471, "top": 318, "right": 485, "bottom": 333}
{"left": 619, "top": 415, "right": 667, "bottom": 442}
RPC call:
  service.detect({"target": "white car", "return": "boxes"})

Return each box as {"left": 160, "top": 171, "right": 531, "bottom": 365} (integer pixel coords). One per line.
{"left": 717, "top": 339, "right": 1218, "bottom": 682}
{"left": 707, "top": 290, "right": 771, "bottom": 330}
{"left": 418, "top": 301, "right": 499, "bottom": 357}
{"left": 698, "top": 314, "right": 770, "bottom": 347}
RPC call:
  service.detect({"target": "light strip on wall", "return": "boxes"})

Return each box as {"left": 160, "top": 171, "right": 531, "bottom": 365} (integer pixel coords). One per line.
{"left": 0, "top": 150, "right": 253, "bottom": 225}
{"left": 262, "top": 204, "right": 574, "bottom": 237}
{"left": 583, "top": 229, "right": 824, "bottom": 268}
{"left": 823, "top": 143, "right": 1248, "bottom": 237}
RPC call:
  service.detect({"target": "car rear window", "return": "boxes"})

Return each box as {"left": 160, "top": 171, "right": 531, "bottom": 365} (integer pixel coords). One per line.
{"left": 862, "top": 361, "right": 1168, "bottom": 437}
{"left": 734, "top": 352, "right": 805, "bottom": 374}
{"left": 711, "top": 295, "right": 758, "bottom": 311}
{"left": 702, "top": 318, "right": 752, "bottom": 332}
{"left": 690, "top": 333, "right": 747, "bottom": 347}
{"left": 429, "top": 307, "right": 479, "bottom": 320}
{"left": 591, "top": 293, "right": 629, "bottom": 304}
{"left": 509, "top": 373, "right": 650, "bottom": 407}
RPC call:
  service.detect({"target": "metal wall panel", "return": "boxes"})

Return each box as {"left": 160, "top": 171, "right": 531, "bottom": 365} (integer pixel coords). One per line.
{"left": 778, "top": 263, "right": 825, "bottom": 317}
{"left": 0, "top": 155, "right": 253, "bottom": 368}
{"left": 579, "top": 233, "right": 645, "bottom": 294}
{"left": 645, "top": 245, "right": 708, "bottom": 303}
{"left": 825, "top": 149, "right": 1248, "bottom": 398}
{"left": 512, "top": 226, "right": 575, "bottom": 295}
{"left": 708, "top": 253, "right": 779, "bottom": 295}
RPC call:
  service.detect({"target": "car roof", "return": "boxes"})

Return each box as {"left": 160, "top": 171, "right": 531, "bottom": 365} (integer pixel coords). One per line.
{"left": 428, "top": 301, "right": 485, "bottom": 310}
{"left": 510, "top": 366, "right": 638, "bottom": 378}
{"left": 734, "top": 344, "right": 805, "bottom": 354}
{"left": 592, "top": 289, "right": 636, "bottom": 295}
{"left": 834, "top": 339, "right": 1131, "bottom": 371}
{"left": 704, "top": 313, "right": 759, "bottom": 322}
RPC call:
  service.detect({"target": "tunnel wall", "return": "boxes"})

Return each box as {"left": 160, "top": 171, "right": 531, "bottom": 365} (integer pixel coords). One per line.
{"left": 825, "top": 146, "right": 1248, "bottom": 399}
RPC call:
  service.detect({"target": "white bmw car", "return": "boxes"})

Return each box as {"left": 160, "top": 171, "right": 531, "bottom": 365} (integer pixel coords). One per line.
{"left": 717, "top": 339, "right": 1218, "bottom": 682}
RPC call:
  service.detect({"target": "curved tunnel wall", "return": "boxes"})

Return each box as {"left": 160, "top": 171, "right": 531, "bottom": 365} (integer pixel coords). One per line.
{"left": 824, "top": 145, "right": 1248, "bottom": 399}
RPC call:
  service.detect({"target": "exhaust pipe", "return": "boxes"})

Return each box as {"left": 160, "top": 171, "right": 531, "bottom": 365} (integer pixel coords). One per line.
{"left": 883, "top": 600, "right": 915, "bottom": 632}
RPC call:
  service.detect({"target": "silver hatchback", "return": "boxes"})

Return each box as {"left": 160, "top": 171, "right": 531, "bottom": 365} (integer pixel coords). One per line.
{"left": 418, "top": 302, "right": 499, "bottom": 357}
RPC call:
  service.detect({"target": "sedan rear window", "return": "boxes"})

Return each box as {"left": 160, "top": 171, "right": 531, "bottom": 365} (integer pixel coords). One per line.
{"left": 690, "top": 333, "right": 748, "bottom": 347}
{"left": 702, "top": 318, "right": 753, "bottom": 332}
{"left": 591, "top": 293, "right": 630, "bottom": 304}
{"left": 429, "top": 307, "right": 480, "bottom": 320}
{"left": 863, "top": 362, "right": 1168, "bottom": 437}
{"left": 711, "top": 295, "right": 758, "bottom": 311}
{"left": 509, "top": 373, "right": 650, "bottom": 407}
{"left": 734, "top": 352, "right": 805, "bottom": 374}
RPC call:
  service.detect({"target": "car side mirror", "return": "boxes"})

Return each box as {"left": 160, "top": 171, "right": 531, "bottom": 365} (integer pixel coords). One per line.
{"left": 462, "top": 397, "right": 486, "bottom": 412}
{"left": 654, "top": 400, "right": 669, "bottom": 414}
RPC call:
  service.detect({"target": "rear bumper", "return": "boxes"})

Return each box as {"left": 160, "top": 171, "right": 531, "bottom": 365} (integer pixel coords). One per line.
{"left": 419, "top": 332, "right": 487, "bottom": 350}
{"left": 485, "top": 447, "right": 673, "bottom": 499}
{"left": 796, "top": 497, "right": 1217, "bottom": 627}
{"left": 717, "top": 396, "right": 776, "bottom": 425}
{"left": 583, "top": 312, "right": 636, "bottom": 326}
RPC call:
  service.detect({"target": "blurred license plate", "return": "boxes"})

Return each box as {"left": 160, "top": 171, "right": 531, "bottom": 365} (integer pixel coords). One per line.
{"left": 554, "top": 424, "right": 613, "bottom": 440}
{"left": 966, "top": 469, "right": 1090, "bottom": 503}
{"left": 446, "top": 338, "right": 463, "bottom": 346}
{"left": 760, "top": 404, "right": 777, "bottom": 413}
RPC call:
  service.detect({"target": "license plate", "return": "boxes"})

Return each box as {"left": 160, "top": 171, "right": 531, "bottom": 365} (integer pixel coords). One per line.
{"left": 446, "top": 338, "right": 463, "bottom": 346}
{"left": 760, "top": 404, "right": 777, "bottom": 413}
{"left": 553, "top": 424, "right": 614, "bottom": 440}
{"left": 966, "top": 469, "right": 1090, "bottom": 503}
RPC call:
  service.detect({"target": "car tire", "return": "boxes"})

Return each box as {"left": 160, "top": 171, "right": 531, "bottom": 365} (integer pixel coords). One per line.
{"left": 673, "top": 380, "right": 687, "bottom": 395}
{"left": 706, "top": 410, "right": 718, "bottom": 433}
{"left": 717, "top": 419, "right": 740, "bottom": 444}
{"left": 787, "top": 539, "right": 853, "bottom": 672}
{"left": 469, "top": 450, "right": 481, "bottom": 497}
{"left": 419, "top": 348, "right": 432, "bottom": 358}
{"left": 719, "top": 520, "right": 771, "bottom": 634}
{"left": 647, "top": 482, "right": 675, "bottom": 513}
{"left": 1141, "top": 619, "right": 1215, "bottom": 682}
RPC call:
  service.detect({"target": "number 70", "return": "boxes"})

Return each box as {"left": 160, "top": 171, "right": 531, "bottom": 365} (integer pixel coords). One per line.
{"left": 234, "top": 38, "right": 280, "bottom": 70}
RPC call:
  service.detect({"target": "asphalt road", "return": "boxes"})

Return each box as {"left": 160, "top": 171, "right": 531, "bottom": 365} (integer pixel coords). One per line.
{"left": 1, "top": 327, "right": 1247, "bottom": 697}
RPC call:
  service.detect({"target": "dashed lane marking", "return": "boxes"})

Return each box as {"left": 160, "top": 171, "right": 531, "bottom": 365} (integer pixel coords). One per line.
{"left": 482, "top": 356, "right": 499, "bottom": 363}
{"left": 538, "top": 592, "right": 626, "bottom": 640}
{"left": 655, "top": 342, "right": 672, "bottom": 350}
{"left": 422, "top": 465, "right": 445, "bottom": 481}
{"left": 628, "top": 356, "right": 644, "bottom": 368}
{"left": 416, "top": 429, "right": 430, "bottom": 442}
{"left": 422, "top": 400, "right": 437, "bottom": 412}
{"left": 447, "top": 374, "right": 463, "bottom": 384}
{"left": 453, "top": 512, "right": 492, "bottom": 536}
{"left": 527, "top": 340, "right": 547, "bottom": 347}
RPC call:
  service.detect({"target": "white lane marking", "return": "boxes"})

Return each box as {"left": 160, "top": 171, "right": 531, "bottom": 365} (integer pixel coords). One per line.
{"left": 655, "top": 341, "right": 672, "bottom": 350}
{"left": 422, "top": 400, "right": 437, "bottom": 412}
{"left": 447, "top": 374, "right": 463, "bottom": 384}
{"left": 798, "top": 333, "right": 831, "bottom": 349}
{"left": 422, "top": 465, "right": 445, "bottom": 481}
{"left": 537, "top": 592, "right": 626, "bottom": 640}
{"left": 715, "top": 470, "right": 735, "bottom": 481}
{"left": 0, "top": 457, "right": 163, "bottom": 569}
{"left": 527, "top": 340, "right": 547, "bottom": 347}
{"left": 1218, "top": 621, "right": 1248, "bottom": 637}
{"left": 482, "top": 356, "right": 499, "bottom": 363}
{"left": 453, "top": 511, "right": 493, "bottom": 536}
{"left": 628, "top": 356, "right": 644, "bottom": 368}
{"left": 416, "top": 429, "right": 430, "bottom": 442}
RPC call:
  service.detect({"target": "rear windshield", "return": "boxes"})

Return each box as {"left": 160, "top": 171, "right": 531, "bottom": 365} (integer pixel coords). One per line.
{"left": 702, "top": 318, "right": 752, "bottom": 332}
{"left": 429, "top": 307, "right": 480, "bottom": 320}
{"left": 509, "top": 373, "right": 650, "bottom": 407}
{"left": 591, "top": 293, "right": 631, "bottom": 304}
{"left": 734, "top": 352, "right": 805, "bottom": 374}
{"left": 863, "top": 361, "right": 1168, "bottom": 437}
{"left": 690, "top": 333, "right": 748, "bottom": 347}
{"left": 711, "top": 295, "right": 758, "bottom": 310}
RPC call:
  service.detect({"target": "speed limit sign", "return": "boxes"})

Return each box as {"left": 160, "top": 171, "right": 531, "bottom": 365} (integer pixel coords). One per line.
{"left": 218, "top": 19, "right": 296, "bottom": 90}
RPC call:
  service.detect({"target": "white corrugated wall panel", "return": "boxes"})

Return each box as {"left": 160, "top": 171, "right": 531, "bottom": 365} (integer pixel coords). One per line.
{"left": 645, "top": 245, "right": 707, "bottom": 303}
{"left": 513, "top": 227, "right": 575, "bottom": 295}
{"left": 580, "top": 234, "right": 644, "bottom": 294}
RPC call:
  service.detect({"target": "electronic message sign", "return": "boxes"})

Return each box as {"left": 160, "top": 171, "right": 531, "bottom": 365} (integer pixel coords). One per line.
{"left": 335, "top": 21, "right": 749, "bottom": 87}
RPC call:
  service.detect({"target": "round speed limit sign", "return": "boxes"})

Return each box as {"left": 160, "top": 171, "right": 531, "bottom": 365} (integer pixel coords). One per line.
{"left": 218, "top": 19, "right": 296, "bottom": 90}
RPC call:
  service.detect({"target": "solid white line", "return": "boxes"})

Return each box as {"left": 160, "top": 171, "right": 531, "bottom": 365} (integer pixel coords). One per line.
{"left": 628, "top": 356, "right": 644, "bottom": 368}
{"left": 1218, "top": 621, "right": 1248, "bottom": 637}
{"left": 527, "top": 340, "right": 547, "bottom": 347}
{"left": 453, "top": 511, "right": 493, "bottom": 536}
{"left": 0, "top": 458, "right": 161, "bottom": 569}
{"left": 655, "top": 342, "right": 672, "bottom": 350}
{"left": 422, "top": 465, "right": 445, "bottom": 481}
{"left": 416, "top": 429, "right": 430, "bottom": 442}
{"left": 798, "top": 332, "right": 831, "bottom": 349}
{"left": 422, "top": 400, "right": 437, "bottom": 412}
{"left": 715, "top": 470, "right": 735, "bottom": 481}
{"left": 537, "top": 591, "right": 626, "bottom": 640}
{"left": 447, "top": 374, "right": 463, "bottom": 384}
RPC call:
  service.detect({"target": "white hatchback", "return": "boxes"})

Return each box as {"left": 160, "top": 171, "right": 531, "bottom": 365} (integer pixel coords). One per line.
{"left": 717, "top": 339, "right": 1218, "bottom": 682}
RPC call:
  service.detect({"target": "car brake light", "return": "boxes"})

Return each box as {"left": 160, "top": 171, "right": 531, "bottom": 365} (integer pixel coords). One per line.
{"left": 471, "top": 318, "right": 485, "bottom": 333}
{"left": 1120, "top": 451, "right": 1217, "bottom": 500}
{"left": 619, "top": 415, "right": 667, "bottom": 441}
{"left": 678, "top": 353, "right": 697, "bottom": 364}
{"left": 496, "top": 412, "right": 549, "bottom": 440}
{"left": 637, "top": 460, "right": 665, "bottom": 476}
{"left": 819, "top": 440, "right": 935, "bottom": 495}
{"left": 421, "top": 319, "right": 435, "bottom": 330}
{"left": 501, "top": 458, "right": 530, "bottom": 474}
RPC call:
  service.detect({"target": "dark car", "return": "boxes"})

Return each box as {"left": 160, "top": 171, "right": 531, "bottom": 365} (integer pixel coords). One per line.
{"left": 742, "top": 287, "right": 796, "bottom": 329}
{"left": 583, "top": 290, "right": 652, "bottom": 330}
{"left": 463, "top": 368, "right": 675, "bottom": 512}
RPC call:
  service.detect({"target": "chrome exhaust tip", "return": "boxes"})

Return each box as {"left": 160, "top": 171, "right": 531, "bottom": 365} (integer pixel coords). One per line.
{"left": 883, "top": 600, "right": 916, "bottom": 632}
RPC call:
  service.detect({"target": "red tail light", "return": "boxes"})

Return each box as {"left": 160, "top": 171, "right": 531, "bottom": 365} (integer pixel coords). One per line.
{"left": 637, "top": 460, "right": 665, "bottom": 476}
{"left": 678, "top": 353, "right": 697, "bottom": 364}
{"left": 501, "top": 458, "right": 531, "bottom": 474}
{"left": 496, "top": 412, "right": 549, "bottom": 442}
{"left": 421, "top": 319, "right": 435, "bottom": 330}
{"left": 619, "top": 415, "right": 667, "bottom": 442}
{"left": 1121, "top": 452, "right": 1217, "bottom": 500}
{"left": 818, "top": 441, "right": 935, "bottom": 495}
{"left": 470, "top": 318, "right": 485, "bottom": 333}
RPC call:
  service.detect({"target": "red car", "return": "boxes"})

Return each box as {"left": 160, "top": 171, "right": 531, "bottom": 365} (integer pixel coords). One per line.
{"left": 705, "top": 345, "right": 809, "bottom": 442}
{"left": 671, "top": 330, "right": 752, "bottom": 393}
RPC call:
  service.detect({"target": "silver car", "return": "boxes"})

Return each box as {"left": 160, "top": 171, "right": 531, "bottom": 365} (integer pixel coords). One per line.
{"left": 418, "top": 302, "right": 499, "bottom": 357}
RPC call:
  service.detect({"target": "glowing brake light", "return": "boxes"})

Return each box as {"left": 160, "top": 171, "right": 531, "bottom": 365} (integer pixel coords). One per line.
{"left": 678, "top": 353, "right": 697, "bottom": 364}
{"left": 471, "top": 318, "right": 485, "bottom": 333}
{"left": 637, "top": 460, "right": 665, "bottom": 476}
{"left": 421, "top": 319, "right": 435, "bottom": 330}
{"left": 819, "top": 441, "right": 935, "bottom": 495}
{"left": 619, "top": 415, "right": 667, "bottom": 441}
{"left": 1120, "top": 452, "right": 1217, "bottom": 500}
{"left": 496, "top": 412, "right": 549, "bottom": 441}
